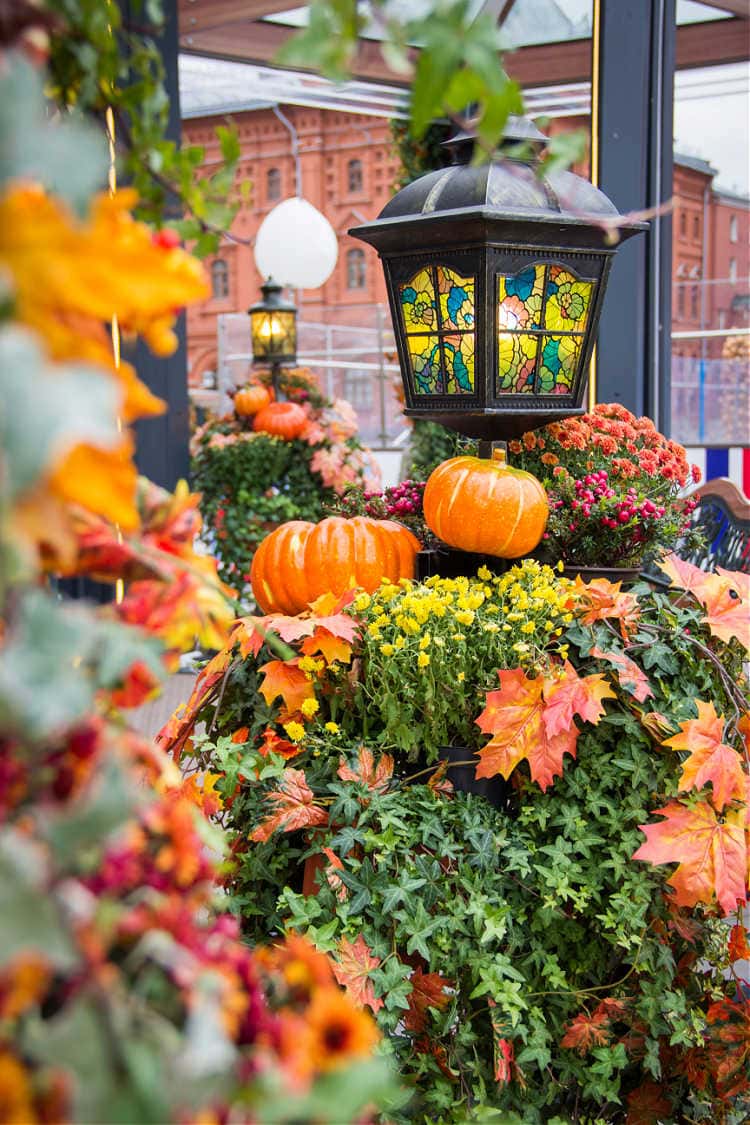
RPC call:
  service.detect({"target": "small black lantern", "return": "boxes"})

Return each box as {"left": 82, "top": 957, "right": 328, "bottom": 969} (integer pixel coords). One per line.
{"left": 350, "top": 120, "right": 646, "bottom": 441}
{"left": 249, "top": 277, "right": 297, "bottom": 366}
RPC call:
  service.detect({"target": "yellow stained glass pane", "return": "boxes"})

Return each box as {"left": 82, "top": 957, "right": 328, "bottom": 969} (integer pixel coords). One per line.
{"left": 442, "top": 333, "right": 474, "bottom": 394}
{"left": 406, "top": 334, "right": 443, "bottom": 394}
{"left": 400, "top": 268, "right": 437, "bottom": 333}
{"left": 497, "top": 265, "right": 544, "bottom": 331}
{"left": 537, "top": 335, "right": 583, "bottom": 394}
{"left": 437, "top": 267, "right": 475, "bottom": 331}
{"left": 544, "top": 266, "right": 593, "bottom": 332}
{"left": 497, "top": 333, "right": 538, "bottom": 393}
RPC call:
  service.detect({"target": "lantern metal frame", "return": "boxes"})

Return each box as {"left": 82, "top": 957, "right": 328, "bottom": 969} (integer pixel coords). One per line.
{"left": 350, "top": 127, "right": 646, "bottom": 441}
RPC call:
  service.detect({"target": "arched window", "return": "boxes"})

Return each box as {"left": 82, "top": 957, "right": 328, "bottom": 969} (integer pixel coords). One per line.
{"left": 679, "top": 211, "right": 686, "bottom": 238}
{"left": 690, "top": 285, "right": 699, "bottom": 320}
{"left": 267, "top": 167, "right": 281, "bottom": 202}
{"left": 729, "top": 257, "right": 737, "bottom": 283}
{"left": 211, "top": 259, "right": 229, "bottom": 300}
{"left": 346, "top": 248, "right": 366, "bottom": 290}
{"left": 347, "top": 158, "right": 363, "bottom": 193}
{"left": 729, "top": 215, "right": 738, "bottom": 243}
{"left": 676, "top": 284, "right": 685, "bottom": 319}
{"left": 693, "top": 214, "right": 700, "bottom": 240}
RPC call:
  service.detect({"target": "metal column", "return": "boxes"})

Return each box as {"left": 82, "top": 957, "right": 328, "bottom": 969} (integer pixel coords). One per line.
{"left": 594, "top": 0, "right": 675, "bottom": 431}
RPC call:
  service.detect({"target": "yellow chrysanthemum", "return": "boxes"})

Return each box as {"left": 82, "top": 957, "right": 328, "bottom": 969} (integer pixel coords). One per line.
{"left": 417, "top": 651, "right": 430, "bottom": 668}
{"left": 324, "top": 722, "right": 340, "bottom": 734}
{"left": 283, "top": 721, "right": 306, "bottom": 742}
{"left": 301, "top": 698, "right": 320, "bottom": 719}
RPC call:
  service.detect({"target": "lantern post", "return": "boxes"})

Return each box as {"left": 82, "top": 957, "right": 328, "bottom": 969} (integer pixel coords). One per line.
{"left": 248, "top": 277, "right": 298, "bottom": 398}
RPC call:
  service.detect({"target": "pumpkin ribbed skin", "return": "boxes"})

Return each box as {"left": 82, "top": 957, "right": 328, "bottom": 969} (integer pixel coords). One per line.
{"left": 250, "top": 516, "right": 421, "bottom": 614}
{"left": 423, "top": 455, "right": 548, "bottom": 558}
{"left": 234, "top": 384, "right": 272, "bottom": 416}
{"left": 253, "top": 401, "right": 308, "bottom": 440}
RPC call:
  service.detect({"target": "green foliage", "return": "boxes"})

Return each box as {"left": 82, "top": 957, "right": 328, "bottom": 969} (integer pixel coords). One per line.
{"left": 406, "top": 420, "right": 469, "bottom": 479}
{"left": 184, "top": 573, "right": 749, "bottom": 1123}
{"left": 390, "top": 119, "right": 454, "bottom": 191}
{"left": 191, "top": 428, "right": 334, "bottom": 591}
{"left": 44, "top": 0, "right": 241, "bottom": 251}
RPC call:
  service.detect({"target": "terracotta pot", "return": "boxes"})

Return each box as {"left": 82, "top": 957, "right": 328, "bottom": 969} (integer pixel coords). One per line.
{"left": 562, "top": 565, "right": 642, "bottom": 587}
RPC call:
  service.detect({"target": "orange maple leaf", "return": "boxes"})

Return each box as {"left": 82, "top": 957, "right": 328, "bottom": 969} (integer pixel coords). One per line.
{"left": 590, "top": 646, "right": 653, "bottom": 703}
{"left": 663, "top": 701, "right": 746, "bottom": 811}
{"left": 156, "top": 648, "right": 232, "bottom": 759}
{"left": 300, "top": 627, "right": 353, "bottom": 666}
{"left": 250, "top": 768, "right": 328, "bottom": 843}
{"left": 332, "top": 934, "right": 383, "bottom": 1013}
{"left": 542, "top": 660, "right": 616, "bottom": 738}
{"left": 233, "top": 615, "right": 312, "bottom": 659}
{"left": 560, "top": 1007, "right": 612, "bottom": 1054}
{"left": 258, "top": 659, "right": 315, "bottom": 715}
{"left": 337, "top": 746, "right": 394, "bottom": 792}
{"left": 658, "top": 555, "right": 750, "bottom": 651}
{"left": 633, "top": 799, "right": 747, "bottom": 916}
{"left": 728, "top": 922, "right": 750, "bottom": 962}
{"left": 573, "top": 577, "right": 641, "bottom": 639}
{"left": 476, "top": 665, "right": 610, "bottom": 791}
{"left": 404, "top": 969, "right": 452, "bottom": 1033}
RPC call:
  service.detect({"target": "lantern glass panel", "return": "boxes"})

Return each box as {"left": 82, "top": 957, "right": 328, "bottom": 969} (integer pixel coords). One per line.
{"left": 250, "top": 309, "right": 297, "bottom": 360}
{"left": 399, "top": 265, "right": 476, "bottom": 396}
{"left": 495, "top": 262, "right": 595, "bottom": 397}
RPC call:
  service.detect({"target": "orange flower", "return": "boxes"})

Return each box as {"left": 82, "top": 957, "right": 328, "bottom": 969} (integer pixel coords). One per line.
{"left": 305, "top": 988, "right": 379, "bottom": 1071}
{"left": 0, "top": 957, "right": 50, "bottom": 1020}
{"left": 0, "top": 1051, "right": 37, "bottom": 1124}
{"left": 258, "top": 934, "right": 335, "bottom": 1006}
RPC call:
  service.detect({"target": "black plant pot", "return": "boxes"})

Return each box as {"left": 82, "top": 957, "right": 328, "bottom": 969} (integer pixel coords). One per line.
{"left": 416, "top": 547, "right": 514, "bottom": 582}
{"left": 561, "top": 564, "right": 642, "bottom": 587}
{"left": 436, "top": 746, "right": 512, "bottom": 811}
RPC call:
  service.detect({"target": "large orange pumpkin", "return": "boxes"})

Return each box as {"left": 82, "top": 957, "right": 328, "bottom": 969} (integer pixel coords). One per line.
{"left": 253, "top": 401, "right": 308, "bottom": 440}
{"left": 423, "top": 453, "right": 548, "bottom": 558}
{"left": 250, "top": 516, "right": 421, "bottom": 614}
{"left": 234, "top": 384, "right": 272, "bottom": 417}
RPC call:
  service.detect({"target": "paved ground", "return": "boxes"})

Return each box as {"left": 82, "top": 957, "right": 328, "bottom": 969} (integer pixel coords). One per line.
{"left": 127, "top": 671, "right": 197, "bottom": 739}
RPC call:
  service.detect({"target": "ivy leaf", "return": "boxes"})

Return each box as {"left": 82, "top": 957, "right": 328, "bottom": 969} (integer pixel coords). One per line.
{"left": 705, "top": 998, "right": 750, "bottom": 1099}
{"left": 542, "top": 661, "right": 616, "bottom": 738}
{"left": 403, "top": 968, "right": 452, "bottom": 1033}
{"left": 476, "top": 665, "right": 609, "bottom": 791}
{"left": 663, "top": 701, "right": 746, "bottom": 810}
{"left": 337, "top": 747, "right": 394, "bottom": 792}
{"left": 590, "top": 646, "right": 654, "bottom": 703}
{"left": 560, "top": 1008, "right": 612, "bottom": 1055}
{"left": 258, "top": 659, "right": 315, "bottom": 716}
{"left": 658, "top": 555, "right": 750, "bottom": 651}
{"left": 250, "top": 768, "right": 328, "bottom": 843}
{"left": 332, "top": 935, "right": 383, "bottom": 1013}
{"left": 633, "top": 800, "right": 747, "bottom": 916}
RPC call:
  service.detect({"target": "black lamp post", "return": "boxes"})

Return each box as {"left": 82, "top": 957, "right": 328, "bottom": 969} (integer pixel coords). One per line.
{"left": 249, "top": 277, "right": 297, "bottom": 395}
{"left": 350, "top": 120, "right": 646, "bottom": 443}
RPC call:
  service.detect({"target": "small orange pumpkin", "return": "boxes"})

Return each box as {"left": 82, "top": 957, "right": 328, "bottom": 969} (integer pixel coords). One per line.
{"left": 423, "top": 453, "right": 548, "bottom": 558}
{"left": 234, "top": 384, "right": 272, "bottom": 417}
{"left": 253, "top": 401, "right": 308, "bottom": 440}
{"left": 250, "top": 516, "right": 421, "bottom": 614}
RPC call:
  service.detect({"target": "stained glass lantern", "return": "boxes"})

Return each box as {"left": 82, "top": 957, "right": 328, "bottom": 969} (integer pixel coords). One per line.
{"left": 349, "top": 120, "right": 646, "bottom": 440}
{"left": 249, "top": 277, "right": 297, "bottom": 366}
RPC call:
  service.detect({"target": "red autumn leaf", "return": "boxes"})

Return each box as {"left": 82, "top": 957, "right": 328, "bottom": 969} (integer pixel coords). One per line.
{"left": 109, "top": 658, "right": 162, "bottom": 709}
{"left": 337, "top": 746, "right": 394, "bottom": 792}
{"left": 494, "top": 1038, "right": 514, "bottom": 1086}
{"left": 156, "top": 648, "right": 232, "bottom": 758}
{"left": 542, "top": 660, "right": 616, "bottom": 738}
{"left": 658, "top": 555, "right": 750, "bottom": 651}
{"left": 300, "top": 627, "right": 353, "bottom": 666}
{"left": 258, "top": 659, "right": 315, "bottom": 716}
{"left": 476, "top": 666, "right": 608, "bottom": 791}
{"left": 560, "top": 1007, "right": 612, "bottom": 1054}
{"left": 259, "top": 727, "right": 300, "bottom": 761}
{"left": 705, "top": 998, "right": 750, "bottom": 1099}
{"left": 663, "top": 701, "right": 746, "bottom": 811}
{"left": 590, "top": 645, "right": 654, "bottom": 703}
{"left": 250, "top": 768, "right": 328, "bottom": 843}
{"left": 729, "top": 922, "right": 750, "bottom": 962}
{"left": 332, "top": 934, "right": 383, "bottom": 1013}
{"left": 427, "top": 759, "right": 454, "bottom": 796}
{"left": 626, "top": 1081, "right": 672, "bottom": 1124}
{"left": 633, "top": 799, "right": 747, "bottom": 916}
{"left": 573, "top": 577, "right": 641, "bottom": 639}
{"left": 403, "top": 968, "right": 452, "bottom": 1033}
{"left": 321, "top": 847, "right": 347, "bottom": 901}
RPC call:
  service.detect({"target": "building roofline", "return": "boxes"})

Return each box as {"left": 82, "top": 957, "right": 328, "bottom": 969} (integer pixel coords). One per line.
{"left": 674, "top": 151, "right": 717, "bottom": 177}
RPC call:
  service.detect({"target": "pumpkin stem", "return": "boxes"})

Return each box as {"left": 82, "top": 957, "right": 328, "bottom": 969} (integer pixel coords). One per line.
{"left": 478, "top": 440, "right": 508, "bottom": 464}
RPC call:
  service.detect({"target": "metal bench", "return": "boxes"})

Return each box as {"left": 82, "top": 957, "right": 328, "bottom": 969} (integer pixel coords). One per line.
{"left": 682, "top": 477, "right": 750, "bottom": 574}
